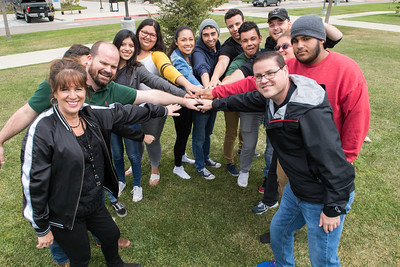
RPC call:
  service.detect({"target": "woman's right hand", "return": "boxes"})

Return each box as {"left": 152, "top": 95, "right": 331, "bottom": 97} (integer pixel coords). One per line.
{"left": 166, "top": 104, "right": 182, "bottom": 117}
{"left": 37, "top": 231, "right": 54, "bottom": 248}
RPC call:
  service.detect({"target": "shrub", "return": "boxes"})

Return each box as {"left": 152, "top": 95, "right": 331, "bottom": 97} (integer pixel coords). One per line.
{"left": 156, "top": 0, "right": 225, "bottom": 45}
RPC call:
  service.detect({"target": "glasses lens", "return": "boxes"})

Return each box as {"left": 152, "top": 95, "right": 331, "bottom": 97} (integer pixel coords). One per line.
{"left": 274, "top": 45, "right": 281, "bottom": 51}
{"left": 282, "top": 44, "right": 290, "bottom": 50}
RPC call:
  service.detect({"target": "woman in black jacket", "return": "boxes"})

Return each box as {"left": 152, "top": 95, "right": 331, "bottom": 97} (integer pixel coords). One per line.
{"left": 21, "top": 59, "right": 179, "bottom": 267}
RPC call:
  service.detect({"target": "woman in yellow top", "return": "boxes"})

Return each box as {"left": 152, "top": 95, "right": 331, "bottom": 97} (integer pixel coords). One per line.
{"left": 136, "top": 18, "right": 201, "bottom": 185}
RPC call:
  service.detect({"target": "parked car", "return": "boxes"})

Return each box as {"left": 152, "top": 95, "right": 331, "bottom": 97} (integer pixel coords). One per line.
{"left": 12, "top": 0, "right": 54, "bottom": 23}
{"left": 252, "top": 0, "right": 281, "bottom": 7}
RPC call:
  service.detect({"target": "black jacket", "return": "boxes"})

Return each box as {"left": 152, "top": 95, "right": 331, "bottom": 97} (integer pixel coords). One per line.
{"left": 21, "top": 103, "right": 167, "bottom": 236}
{"left": 212, "top": 75, "right": 355, "bottom": 217}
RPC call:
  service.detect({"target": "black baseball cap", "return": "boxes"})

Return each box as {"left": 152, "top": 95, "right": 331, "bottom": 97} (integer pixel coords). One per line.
{"left": 268, "top": 8, "right": 290, "bottom": 22}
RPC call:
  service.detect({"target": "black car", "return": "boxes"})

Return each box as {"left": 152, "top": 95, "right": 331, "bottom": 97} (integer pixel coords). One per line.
{"left": 252, "top": 0, "right": 281, "bottom": 7}
{"left": 12, "top": 0, "right": 54, "bottom": 23}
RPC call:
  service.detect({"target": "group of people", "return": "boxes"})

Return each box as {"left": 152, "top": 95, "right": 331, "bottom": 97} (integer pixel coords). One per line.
{"left": 0, "top": 6, "right": 370, "bottom": 267}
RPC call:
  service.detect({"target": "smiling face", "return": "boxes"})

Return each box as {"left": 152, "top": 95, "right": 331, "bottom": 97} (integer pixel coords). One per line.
{"left": 138, "top": 25, "right": 157, "bottom": 52}
{"left": 268, "top": 18, "right": 292, "bottom": 42}
{"left": 201, "top": 26, "right": 219, "bottom": 51}
{"left": 87, "top": 43, "right": 119, "bottom": 90}
{"left": 253, "top": 57, "right": 289, "bottom": 105}
{"left": 175, "top": 29, "right": 195, "bottom": 57}
{"left": 276, "top": 35, "right": 294, "bottom": 60}
{"left": 225, "top": 14, "right": 244, "bottom": 42}
{"left": 240, "top": 28, "right": 262, "bottom": 58}
{"left": 292, "top": 35, "right": 324, "bottom": 65}
{"left": 119, "top": 37, "right": 135, "bottom": 61}
{"left": 53, "top": 81, "right": 86, "bottom": 119}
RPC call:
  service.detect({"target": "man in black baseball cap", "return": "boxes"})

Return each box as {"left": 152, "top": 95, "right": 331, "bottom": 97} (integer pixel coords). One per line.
{"left": 265, "top": 8, "right": 292, "bottom": 50}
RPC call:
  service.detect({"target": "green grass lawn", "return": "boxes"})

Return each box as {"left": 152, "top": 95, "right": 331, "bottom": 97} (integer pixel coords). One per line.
{"left": 1, "top": 2, "right": 398, "bottom": 57}
{"left": 285, "top": 2, "right": 397, "bottom": 16}
{"left": 0, "top": 25, "right": 399, "bottom": 266}
{"left": 344, "top": 12, "right": 400, "bottom": 25}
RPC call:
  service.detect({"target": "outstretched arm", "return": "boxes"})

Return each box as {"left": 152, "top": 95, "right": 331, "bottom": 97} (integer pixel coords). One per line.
{"left": 0, "top": 103, "right": 38, "bottom": 168}
{"left": 207, "top": 55, "right": 231, "bottom": 89}
{"left": 133, "top": 90, "right": 199, "bottom": 111}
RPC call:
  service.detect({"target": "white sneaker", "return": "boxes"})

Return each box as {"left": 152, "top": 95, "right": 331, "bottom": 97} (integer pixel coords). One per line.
{"left": 173, "top": 166, "right": 191, "bottom": 179}
{"left": 364, "top": 136, "right": 372, "bottom": 143}
{"left": 118, "top": 182, "right": 126, "bottom": 197}
{"left": 131, "top": 186, "right": 143, "bottom": 202}
{"left": 182, "top": 153, "right": 195, "bottom": 164}
{"left": 125, "top": 166, "right": 132, "bottom": 176}
{"left": 237, "top": 171, "right": 249, "bottom": 187}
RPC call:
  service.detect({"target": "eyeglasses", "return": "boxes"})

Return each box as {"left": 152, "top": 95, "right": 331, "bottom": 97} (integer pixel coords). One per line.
{"left": 274, "top": 44, "right": 291, "bottom": 51}
{"left": 253, "top": 66, "right": 284, "bottom": 82}
{"left": 140, "top": 30, "right": 157, "bottom": 40}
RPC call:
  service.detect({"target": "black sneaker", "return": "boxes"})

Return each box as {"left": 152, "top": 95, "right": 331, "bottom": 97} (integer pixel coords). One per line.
{"left": 252, "top": 201, "right": 278, "bottom": 215}
{"left": 225, "top": 163, "right": 239, "bottom": 176}
{"left": 111, "top": 201, "right": 127, "bottom": 217}
{"left": 123, "top": 263, "right": 141, "bottom": 267}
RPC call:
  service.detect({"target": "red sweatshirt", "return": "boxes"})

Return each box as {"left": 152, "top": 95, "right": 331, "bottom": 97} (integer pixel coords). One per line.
{"left": 213, "top": 51, "right": 370, "bottom": 162}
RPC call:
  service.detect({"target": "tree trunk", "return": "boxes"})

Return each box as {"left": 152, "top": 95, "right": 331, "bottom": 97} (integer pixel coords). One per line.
{"left": 0, "top": 0, "right": 12, "bottom": 41}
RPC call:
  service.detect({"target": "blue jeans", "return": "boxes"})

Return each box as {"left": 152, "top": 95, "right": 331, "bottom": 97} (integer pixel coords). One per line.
{"left": 263, "top": 136, "right": 274, "bottom": 178}
{"left": 108, "top": 124, "right": 142, "bottom": 202}
{"left": 270, "top": 184, "right": 354, "bottom": 267}
{"left": 192, "top": 111, "right": 217, "bottom": 171}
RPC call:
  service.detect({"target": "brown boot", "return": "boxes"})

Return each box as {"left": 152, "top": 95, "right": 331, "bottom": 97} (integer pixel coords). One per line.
{"left": 56, "top": 262, "right": 70, "bottom": 267}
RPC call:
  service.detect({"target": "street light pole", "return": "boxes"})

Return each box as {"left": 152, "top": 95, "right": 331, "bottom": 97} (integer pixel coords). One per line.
{"left": 124, "top": 0, "right": 131, "bottom": 20}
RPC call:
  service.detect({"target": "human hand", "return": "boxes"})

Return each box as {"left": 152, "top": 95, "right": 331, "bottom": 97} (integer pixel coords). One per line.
{"left": 319, "top": 212, "right": 341, "bottom": 234}
{"left": 166, "top": 104, "right": 182, "bottom": 116}
{"left": 143, "top": 134, "right": 156, "bottom": 144}
{"left": 182, "top": 98, "right": 200, "bottom": 111}
{"left": 0, "top": 144, "right": 5, "bottom": 169}
{"left": 185, "top": 85, "right": 201, "bottom": 97}
{"left": 196, "top": 99, "right": 213, "bottom": 113}
{"left": 37, "top": 231, "right": 54, "bottom": 248}
{"left": 197, "top": 88, "right": 214, "bottom": 100}
{"left": 206, "top": 79, "right": 220, "bottom": 90}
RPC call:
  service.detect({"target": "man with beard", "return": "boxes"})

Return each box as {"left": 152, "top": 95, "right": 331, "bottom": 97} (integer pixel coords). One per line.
{"left": 0, "top": 41, "right": 199, "bottom": 199}
{"left": 222, "top": 8, "right": 343, "bottom": 84}
{"left": 197, "top": 51, "right": 356, "bottom": 266}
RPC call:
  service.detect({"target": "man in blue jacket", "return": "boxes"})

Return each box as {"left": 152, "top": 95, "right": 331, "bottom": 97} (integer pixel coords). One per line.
{"left": 190, "top": 19, "right": 222, "bottom": 179}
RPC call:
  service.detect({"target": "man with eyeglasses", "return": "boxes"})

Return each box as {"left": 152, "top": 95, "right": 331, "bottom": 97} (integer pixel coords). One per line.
{"left": 197, "top": 51, "right": 355, "bottom": 267}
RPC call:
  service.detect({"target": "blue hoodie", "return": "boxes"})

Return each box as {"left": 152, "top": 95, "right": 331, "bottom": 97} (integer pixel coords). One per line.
{"left": 192, "top": 36, "right": 221, "bottom": 85}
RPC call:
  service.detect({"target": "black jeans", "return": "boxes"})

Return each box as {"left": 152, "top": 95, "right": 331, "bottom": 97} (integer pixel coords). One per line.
{"left": 51, "top": 205, "right": 123, "bottom": 267}
{"left": 262, "top": 151, "right": 280, "bottom": 206}
{"left": 173, "top": 107, "right": 193, "bottom": 166}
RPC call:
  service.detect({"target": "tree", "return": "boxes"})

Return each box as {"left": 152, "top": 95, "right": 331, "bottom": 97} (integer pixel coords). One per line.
{"left": 157, "top": 0, "right": 224, "bottom": 45}
{"left": 62, "top": 0, "right": 80, "bottom": 14}
{"left": 0, "top": 0, "right": 12, "bottom": 41}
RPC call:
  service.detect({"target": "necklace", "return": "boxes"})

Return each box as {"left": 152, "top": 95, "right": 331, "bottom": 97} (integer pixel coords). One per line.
{"left": 70, "top": 117, "right": 81, "bottom": 129}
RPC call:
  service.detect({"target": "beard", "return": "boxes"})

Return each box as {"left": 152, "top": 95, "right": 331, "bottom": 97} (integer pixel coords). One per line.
{"left": 88, "top": 65, "right": 113, "bottom": 88}
{"left": 296, "top": 42, "right": 320, "bottom": 65}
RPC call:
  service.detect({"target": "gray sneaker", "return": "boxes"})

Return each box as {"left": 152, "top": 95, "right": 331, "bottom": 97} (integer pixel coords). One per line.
{"left": 197, "top": 168, "right": 215, "bottom": 180}
{"left": 206, "top": 159, "right": 221, "bottom": 168}
{"left": 252, "top": 201, "right": 278, "bottom": 215}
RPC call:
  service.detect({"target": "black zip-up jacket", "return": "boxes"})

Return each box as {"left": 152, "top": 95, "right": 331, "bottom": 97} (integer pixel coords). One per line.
{"left": 212, "top": 75, "right": 355, "bottom": 217}
{"left": 21, "top": 103, "right": 167, "bottom": 236}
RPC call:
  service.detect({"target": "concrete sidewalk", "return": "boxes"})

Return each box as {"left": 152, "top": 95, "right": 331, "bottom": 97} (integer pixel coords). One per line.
{"left": 0, "top": 4, "right": 399, "bottom": 70}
